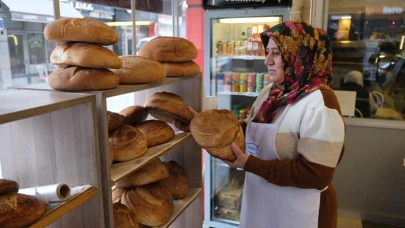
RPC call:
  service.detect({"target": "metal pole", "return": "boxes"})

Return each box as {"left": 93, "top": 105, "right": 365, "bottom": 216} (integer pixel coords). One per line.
{"left": 53, "top": 0, "right": 61, "bottom": 20}
{"left": 172, "top": 0, "right": 178, "bottom": 36}
{"left": 131, "top": 0, "right": 137, "bottom": 55}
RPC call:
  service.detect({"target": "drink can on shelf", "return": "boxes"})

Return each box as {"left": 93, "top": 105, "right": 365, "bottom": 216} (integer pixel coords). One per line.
{"left": 227, "top": 41, "right": 234, "bottom": 56}
{"left": 241, "top": 41, "right": 248, "bottom": 55}
{"left": 231, "top": 73, "right": 240, "bottom": 92}
{"left": 263, "top": 73, "right": 270, "bottom": 87}
{"left": 247, "top": 73, "right": 256, "bottom": 92}
{"left": 239, "top": 109, "right": 248, "bottom": 121}
{"left": 255, "top": 73, "right": 264, "bottom": 93}
{"left": 224, "top": 72, "right": 232, "bottom": 92}
{"left": 239, "top": 73, "right": 247, "bottom": 92}
{"left": 234, "top": 41, "right": 241, "bottom": 56}
{"left": 216, "top": 72, "right": 225, "bottom": 92}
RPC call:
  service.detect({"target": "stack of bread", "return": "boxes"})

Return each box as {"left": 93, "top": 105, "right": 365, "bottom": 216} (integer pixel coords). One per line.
{"left": 44, "top": 18, "right": 121, "bottom": 91}
{"left": 113, "top": 159, "right": 189, "bottom": 227}
{"left": 107, "top": 91, "right": 192, "bottom": 165}
{"left": 138, "top": 37, "right": 201, "bottom": 77}
{"left": 0, "top": 179, "right": 46, "bottom": 228}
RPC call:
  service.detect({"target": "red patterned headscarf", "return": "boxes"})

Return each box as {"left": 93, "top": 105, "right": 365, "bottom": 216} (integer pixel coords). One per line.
{"left": 252, "top": 21, "right": 333, "bottom": 123}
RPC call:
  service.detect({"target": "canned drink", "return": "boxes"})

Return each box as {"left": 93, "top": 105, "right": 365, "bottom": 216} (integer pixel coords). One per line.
{"left": 216, "top": 72, "right": 225, "bottom": 92}
{"left": 263, "top": 73, "right": 270, "bottom": 87}
{"left": 241, "top": 41, "right": 248, "bottom": 55}
{"left": 219, "top": 41, "right": 227, "bottom": 56}
{"left": 247, "top": 73, "right": 256, "bottom": 92}
{"left": 231, "top": 73, "right": 240, "bottom": 92}
{"left": 239, "top": 73, "right": 247, "bottom": 92}
{"left": 234, "top": 41, "right": 241, "bottom": 56}
{"left": 227, "top": 41, "right": 234, "bottom": 56}
{"left": 255, "top": 73, "right": 264, "bottom": 93}
{"left": 224, "top": 72, "right": 232, "bottom": 92}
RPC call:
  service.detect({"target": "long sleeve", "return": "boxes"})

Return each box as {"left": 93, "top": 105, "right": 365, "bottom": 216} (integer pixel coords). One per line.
{"left": 243, "top": 89, "right": 345, "bottom": 190}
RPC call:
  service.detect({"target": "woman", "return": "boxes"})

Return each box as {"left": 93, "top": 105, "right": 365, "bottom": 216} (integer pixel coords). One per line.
{"left": 176, "top": 21, "right": 345, "bottom": 228}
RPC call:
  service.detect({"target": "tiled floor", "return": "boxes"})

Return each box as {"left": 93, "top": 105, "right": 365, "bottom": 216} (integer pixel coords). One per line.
{"left": 338, "top": 218, "right": 405, "bottom": 228}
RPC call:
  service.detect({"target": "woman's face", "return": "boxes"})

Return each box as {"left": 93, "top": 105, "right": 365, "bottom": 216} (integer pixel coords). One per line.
{"left": 265, "top": 38, "right": 285, "bottom": 85}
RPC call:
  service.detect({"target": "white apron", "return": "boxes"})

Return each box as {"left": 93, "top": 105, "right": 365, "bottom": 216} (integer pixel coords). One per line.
{"left": 239, "top": 105, "right": 323, "bottom": 228}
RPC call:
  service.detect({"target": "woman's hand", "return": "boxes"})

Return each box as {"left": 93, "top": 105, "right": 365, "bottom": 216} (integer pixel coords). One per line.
{"left": 222, "top": 143, "right": 249, "bottom": 169}
{"left": 173, "top": 106, "right": 199, "bottom": 132}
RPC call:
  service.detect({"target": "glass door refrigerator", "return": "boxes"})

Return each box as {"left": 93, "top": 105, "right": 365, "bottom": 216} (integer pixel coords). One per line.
{"left": 203, "top": 7, "right": 290, "bottom": 228}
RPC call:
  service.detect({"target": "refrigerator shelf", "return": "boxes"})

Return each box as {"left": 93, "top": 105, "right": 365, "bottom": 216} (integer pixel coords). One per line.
{"left": 215, "top": 55, "right": 266, "bottom": 60}
{"left": 217, "top": 91, "right": 259, "bottom": 97}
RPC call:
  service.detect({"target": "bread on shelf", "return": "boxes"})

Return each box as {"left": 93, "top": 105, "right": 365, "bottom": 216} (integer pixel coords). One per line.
{"left": 44, "top": 18, "right": 118, "bottom": 45}
{"left": 138, "top": 37, "right": 198, "bottom": 62}
{"left": 0, "top": 179, "right": 19, "bottom": 196}
{"left": 113, "top": 202, "right": 140, "bottom": 228}
{"left": 145, "top": 91, "right": 192, "bottom": 124}
{"left": 162, "top": 61, "right": 200, "bottom": 77}
{"left": 162, "top": 161, "right": 189, "bottom": 200}
{"left": 109, "top": 125, "right": 147, "bottom": 162}
{"left": 107, "top": 111, "right": 125, "bottom": 132}
{"left": 48, "top": 66, "right": 119, "bottom": 91}
{"left": 0, "top": 193, "right": 46, "bottom": 228}
{"left": 121, "top": 182, "right": 174, "bottom": 227}
{"left": 133, "top": 120, "right": 175, "bottom": 147}
{"left": 50, "top": 42, "right": 122, "bottom": 69}
{"left": 115, "top": 159, "right": 168, "bottom": 189}
{"left": 119, "top": 106, "right": 148, "bottom": 126}
{"left": 110, "top": 56, "right": 166, "bottom": 85}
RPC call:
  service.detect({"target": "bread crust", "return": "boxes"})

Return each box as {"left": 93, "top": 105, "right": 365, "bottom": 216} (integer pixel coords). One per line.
{"left": 162, "top": 61, "right": 200, "bottom": 77}
{"left": 109, "top": 125, "right": 148, "bottom": 162}
{"left": 134, "top": 120, "right": 175, "bottom": 147}
{"left": 110, "top": 56, "right": 166, "bottom": 84}
{"left": 138, "top": 37, "right": 198, "bottom": 62}
{"left": 44, "top": 18, "right": 118, "bottom": 45}
{"left": 48, "top": 66, "right": 119, "bottom": 91}
{"left": 51, "top": 42, "right": 122, "bottom": 69}
{"left": 145, "top": 92, "right": 192, "bottom": 124}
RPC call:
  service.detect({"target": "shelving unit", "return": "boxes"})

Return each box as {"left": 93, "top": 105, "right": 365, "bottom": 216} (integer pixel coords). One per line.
{"left": 29, "top": 187, "right": 98, "bottom": 228}
{"left": 11, "top": 75, "right": 203, "bottom": 228}
{"left": 0, "top": 90, "right": 104, "bottom": 227}
{"left": 110, "top": 132, "right": 192, "bottom": 183}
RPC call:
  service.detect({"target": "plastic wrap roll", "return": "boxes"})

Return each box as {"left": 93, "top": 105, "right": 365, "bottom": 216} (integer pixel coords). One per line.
{"left": 19, "top": 183, "right": 71, "bottom": 203}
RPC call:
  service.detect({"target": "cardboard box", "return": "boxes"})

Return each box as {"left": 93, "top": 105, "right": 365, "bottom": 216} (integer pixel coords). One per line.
{"left": 214, "top": 206, "right": 241, "bottom": 222}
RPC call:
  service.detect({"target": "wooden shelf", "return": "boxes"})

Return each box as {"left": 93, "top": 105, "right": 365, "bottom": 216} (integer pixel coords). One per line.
{"left": 29, "top": 187, "right": 98, "bottom": 228}
{"left": 154, "top": 188, "right": 202, "bottom": 228}
{"left": 0, "top": 90, "right": 94, "bottom": 124}
{"left": 9, "top": 74, "right": 201, "bottom": 99}
{"left": 110, "top": 132, "right": 192, "bottom": 183}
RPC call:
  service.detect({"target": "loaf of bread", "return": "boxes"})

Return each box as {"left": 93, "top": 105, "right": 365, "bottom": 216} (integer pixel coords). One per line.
{"left": 44, "top": 18, "right": 118, "bottom": 45}
{"left": 162, "top": 61, "right": 200, "bottom": 77}
{"left": 109, "top": 125, "right": 148, "bottom": 162}
{"left": 107, "top": 111, "right": 125, "bottom": 132}
{"left": 144, "top": 92, "right": 192, "bottom": 124}
{"left": 50, "top": 42, "right": 122, "bottom": 69}
{"left": 121, "top": 182, "right": 174, "bottom": 226}
{"left": 110, "top": 56, "right": 166, "bottom": 84}
{"left": 112, "top": 187, "right": 125, "bottom": 203}
{"left": 0, "top": 193, "right": 46, "bottom": 228}
{"left": 134, "top": 120, "right": 175, "bottom": 147}
{"left": 190, "top": 109, "right": 245, "bottom": 162}
{"left": 162, "top": 161, "right": 189, "bottom": 199}
{"left": 119, "top": 106, "right": 148, "bottom": 125}
{"left": 138, "top": 37, "right": 198, "bottom": 62}
{"left": 115, "top": 159, "right": 169, "bottom": 189}
{"left": 0, "top": 179, "right": 19, "bottom": 196}
{"left": 113, "top": 203, "right": 139, "bottom": 228}
{"left": 48, "top": 66, "right": 119, "bottom": 91}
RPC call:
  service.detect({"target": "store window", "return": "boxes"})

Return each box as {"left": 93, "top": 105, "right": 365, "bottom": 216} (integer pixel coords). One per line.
{"left": 327, "top": 0, "right": 405, "bottom": 121}
{"left": 0, "top": 0, "right": 178, "bottom": 90}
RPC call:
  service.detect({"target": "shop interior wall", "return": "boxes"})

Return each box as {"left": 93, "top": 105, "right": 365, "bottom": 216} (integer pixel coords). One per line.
{"left": 332, "top": 122, "right": 405, "bottom": 225}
